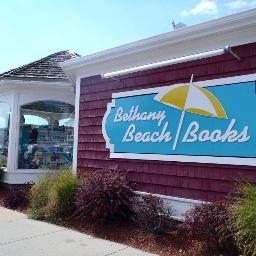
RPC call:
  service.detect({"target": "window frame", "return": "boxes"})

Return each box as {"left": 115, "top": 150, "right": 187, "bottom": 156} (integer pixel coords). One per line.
{"left": 0, "top": 101, "right": 11, "bottom": 169}
{"left": 17, "top": 100, "right": 75, "bottom": 171}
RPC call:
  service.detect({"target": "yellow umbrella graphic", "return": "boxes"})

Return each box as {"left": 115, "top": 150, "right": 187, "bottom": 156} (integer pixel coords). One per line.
{"left": 155, "top": 74, "right": 227, "bottom": 150}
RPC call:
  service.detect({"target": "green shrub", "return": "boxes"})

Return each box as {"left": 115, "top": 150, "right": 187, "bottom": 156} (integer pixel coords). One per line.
{"left": 29, "top": 175, "right": 54, "bottom": 220}
{"left": 229, "top": 183, "right": 256, "bottom": 256}
{"left": 48, "top": 168, "right": 78, "bottom": 217}
{"left": 29, "top": 207, "right": 47, "bottom": 221}
{"left": 29, "top": 169, "right": 78, "bottom": 222}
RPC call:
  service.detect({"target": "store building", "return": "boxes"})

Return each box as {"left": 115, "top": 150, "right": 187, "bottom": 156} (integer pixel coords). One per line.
{"left": 1, "top": 9, "right": 256, "bottom": 219}
{"left": 61, "top": 9, "right": 256, "bottom": 218}
{"left": 0, "top": 50, "right": 79, "bottom": 184}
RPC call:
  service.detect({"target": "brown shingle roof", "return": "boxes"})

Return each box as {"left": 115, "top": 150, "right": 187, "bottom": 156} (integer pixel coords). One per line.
{"left": 0, "top": 50, "right": 80, "bottom": 81}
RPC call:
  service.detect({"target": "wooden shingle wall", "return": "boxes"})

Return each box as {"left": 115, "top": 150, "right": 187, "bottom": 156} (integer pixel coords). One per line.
{"left": 78, "top": 42, "right": 256, "bottom": 202}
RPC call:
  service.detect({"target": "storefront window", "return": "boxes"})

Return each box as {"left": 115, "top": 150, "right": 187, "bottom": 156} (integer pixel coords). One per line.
{"left": 18, "top": 101, "right": 74, "bottom": 169}
{"left": 0, "top": 102, "right": 10, "bottom": 168}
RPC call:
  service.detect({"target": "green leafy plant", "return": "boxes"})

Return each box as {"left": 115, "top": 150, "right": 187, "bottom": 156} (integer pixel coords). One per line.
{"left": 29, "top": 169, "right": 78, "bottom": 222}
{"left": 228, "top": 183, "right": 256, "bottom": 256}
{"left": 132, "top": 194, "right": 175, "bottom": 234}
{"left": 29, "top": 174, "right": 53, "bottom": 220}
{"left": 47, "top": 168, "right": 78, "bottom": 217}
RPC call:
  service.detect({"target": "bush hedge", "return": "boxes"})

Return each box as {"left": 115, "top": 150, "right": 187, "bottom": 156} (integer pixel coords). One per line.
{"left": 48, "top": 168, "right": 78, "bottom": 217}
{"left": 29, "top": 175, "right": 53, "bottom": 220}
{"left": 133, "top": 194, "right": 175, "bottom": 234}
{"left": 29, "top": 168, "right": 78, "bottom": 222}
{"left": 229, "top": 183, "right": 256, "bottom": 256}
{"left": 0, "top": 168, "right": 4, "bottom": 184}
{"left": 178, "top": 202, "right": 239, "bottom": 255}
{"left": 75, "top": 169, "right": 134, "bottom": 226}
{"left": 4, "top": 185, "right": 31, "bottom": 210}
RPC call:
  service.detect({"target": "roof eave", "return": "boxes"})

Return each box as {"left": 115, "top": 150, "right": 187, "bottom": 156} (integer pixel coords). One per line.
{"left": 0, "top": 78, "right": 73, "bottom": 88}
{"left": 61, "top": 8, "right": 256, "bottom": 79}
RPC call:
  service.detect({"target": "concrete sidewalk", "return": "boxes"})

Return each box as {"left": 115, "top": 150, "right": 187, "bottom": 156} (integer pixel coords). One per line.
{"left": 0, "top": 207, "right": 157, "bottom": 256}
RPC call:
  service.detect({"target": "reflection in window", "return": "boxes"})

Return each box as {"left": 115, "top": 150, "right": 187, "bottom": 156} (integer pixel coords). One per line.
{"left": 24, "top": 115, "right": 48, "bottom": 126}
{"left": 0, "top": 102, "right": 10, "bottom": 168}
{"left": 18, "top": 101, "right": 75, "bottom": 169}
{"left": 59, "top": 118, "right": 74, "bottom": 127}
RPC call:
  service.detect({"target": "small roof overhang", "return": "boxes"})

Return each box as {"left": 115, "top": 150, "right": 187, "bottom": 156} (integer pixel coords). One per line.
{"left": 0, "top": 79, "right": 74, "bottom": 94}
{"left": 60, "top": 8, "right": 256, "bottom": 83}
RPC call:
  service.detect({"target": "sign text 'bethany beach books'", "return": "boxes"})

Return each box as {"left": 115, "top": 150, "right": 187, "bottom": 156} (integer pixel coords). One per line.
{"left": 102, "top": 74, "right": 256, "bottom": 166}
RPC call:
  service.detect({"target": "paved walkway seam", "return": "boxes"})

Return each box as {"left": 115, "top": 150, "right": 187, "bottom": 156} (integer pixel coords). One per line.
{"left": 104, "top": 246, "right": 129, "bottom": 256}
{"left": 0, "top": 228, "right": 66, "bottom": 246}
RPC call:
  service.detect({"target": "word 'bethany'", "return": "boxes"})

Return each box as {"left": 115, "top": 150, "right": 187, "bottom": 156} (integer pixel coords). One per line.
{"left": 114, "top": 106, "right": 166, "bottom": 126}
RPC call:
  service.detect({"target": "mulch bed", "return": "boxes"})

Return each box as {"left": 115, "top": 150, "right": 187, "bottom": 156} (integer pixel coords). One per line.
{"left": 0, "top": 186, "right": 215, "bottom": 256}
{"left": 63, "top": 218, "right": 211, "bottom": 256}
{"left": 0, "top": 186, "right": 9, "bottom": 207}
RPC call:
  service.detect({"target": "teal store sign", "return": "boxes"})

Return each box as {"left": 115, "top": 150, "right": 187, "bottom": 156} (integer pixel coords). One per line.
{"left": 102, "top": 74, "right": 256, "bottom": 166}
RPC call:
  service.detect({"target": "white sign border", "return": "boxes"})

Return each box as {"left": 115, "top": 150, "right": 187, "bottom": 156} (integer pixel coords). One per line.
{"left": 102, "top": 73, "right": 256, "bottom": 166}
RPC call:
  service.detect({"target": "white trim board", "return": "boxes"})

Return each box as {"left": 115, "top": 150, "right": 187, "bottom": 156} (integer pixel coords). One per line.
{"left": 61, "top": 9, "right": 256, "bottom": 70}
{"left": 135, "top": 191, "right": 203, "bottom": 221}
{"left": 60, "top": 9, "right": 256, "bottom": 82}
{"left": 4, "top": 169, "right": 58, "bottom": 184}
{"left": 111, "top": 153, "right": 256, "bottom": 167}
{"left": 72, "top": 76, "right": 81, "bottom": 173}
{"left": 103, "top": 73, "right": 256, "bottom": 167}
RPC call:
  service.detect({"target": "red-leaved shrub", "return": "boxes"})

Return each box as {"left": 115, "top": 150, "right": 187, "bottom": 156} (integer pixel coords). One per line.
{"left": 4, "top": 185, "right": 31, "bottom": 210}
{"left": 178, "top": 202, "right": 239, "bottom": 255}
{"left": 75, "top": 169, "right": 134, "bottom": 226}
{"left": 133, "top": 194, "right": 175, "bottom": 234}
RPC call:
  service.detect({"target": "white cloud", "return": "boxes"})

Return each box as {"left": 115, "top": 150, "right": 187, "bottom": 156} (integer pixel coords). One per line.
{"left": 181, "top": 0, "right": 218, "bottom": 16}
{"left": 225, "top": 0, "right": 256, "bottom": 10}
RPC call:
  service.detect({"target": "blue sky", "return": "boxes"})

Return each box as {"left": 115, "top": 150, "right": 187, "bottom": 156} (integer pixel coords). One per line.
{"left": 0, "top": 0, "right": 255, "bottom": 73}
